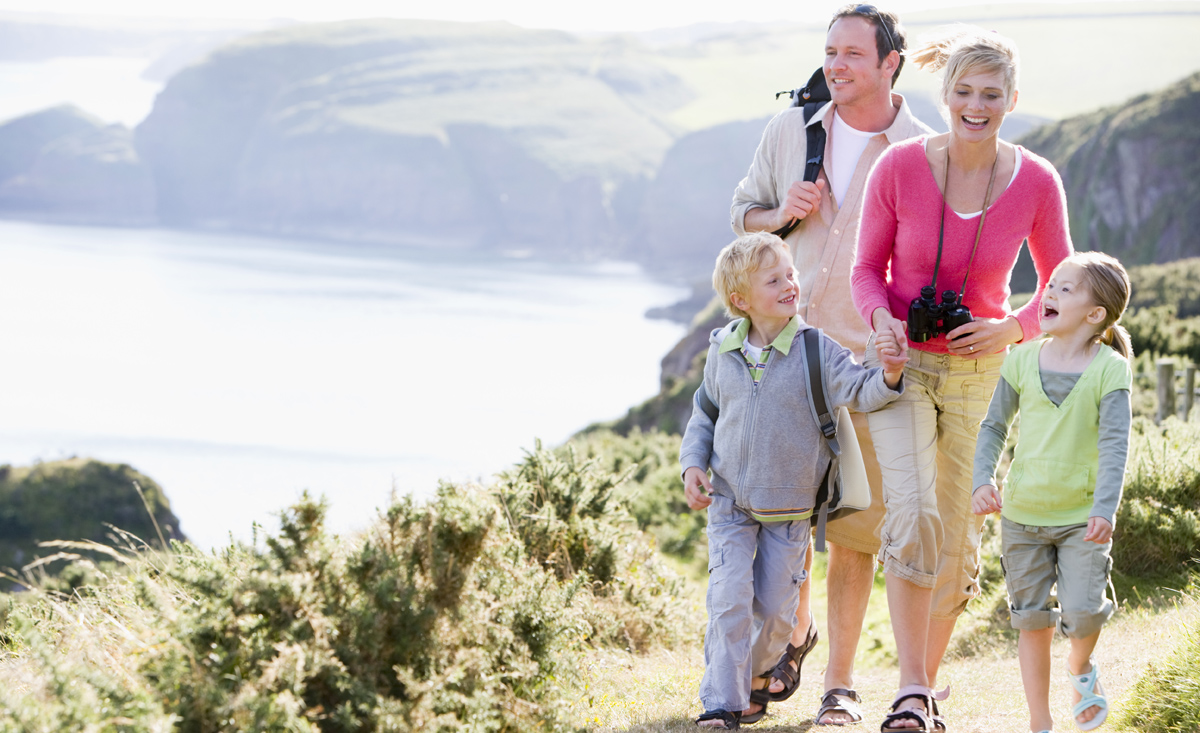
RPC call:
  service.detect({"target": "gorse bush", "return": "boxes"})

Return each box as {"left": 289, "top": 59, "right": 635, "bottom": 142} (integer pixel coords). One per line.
{"left": 1118, "top": 592, "right": 1200, "bottom": 733}
{"left": 1115, "top": 416, "right": 1200, "bottom": 577}
{"left": 0, "top": 447, "right": 700, "bottom": 731}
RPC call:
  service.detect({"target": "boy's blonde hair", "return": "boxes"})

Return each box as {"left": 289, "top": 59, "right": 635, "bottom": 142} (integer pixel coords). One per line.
{"left": 1058, "top": 251, "right": 1134, "bottom": 359}
{"left": 909, "top": 24, "right": 1020, "bottom": 111}
{"left": 713, "top": 232, "right": 790, "bottom": 319}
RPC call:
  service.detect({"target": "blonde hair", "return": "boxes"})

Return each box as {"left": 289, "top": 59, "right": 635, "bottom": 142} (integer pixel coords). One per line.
{"left": 1056, "top": 251, "right": 1134, "bottom": 359}
{"left": 713, "top": 232, "right": 790, "bottom": 319}
{"left": 909, "top": 24, "right": 1019, "bottom": 108}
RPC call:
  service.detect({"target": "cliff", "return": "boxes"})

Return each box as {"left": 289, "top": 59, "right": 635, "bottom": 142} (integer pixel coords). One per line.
{"left": 1020, "top": 70, "right": 1200, "bottom": 265}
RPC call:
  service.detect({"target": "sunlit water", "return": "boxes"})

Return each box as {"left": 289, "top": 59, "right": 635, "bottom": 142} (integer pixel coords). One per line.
{"left": 0, "top": 56, "right": 161, "bottom": 126}
{"left": 0, "top": 221, "right": 688, "bottom": 547}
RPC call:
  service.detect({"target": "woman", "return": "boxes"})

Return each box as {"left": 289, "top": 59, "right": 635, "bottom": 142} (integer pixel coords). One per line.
{"left": 849, "top": 25, "right": 1072, "bottom": 733}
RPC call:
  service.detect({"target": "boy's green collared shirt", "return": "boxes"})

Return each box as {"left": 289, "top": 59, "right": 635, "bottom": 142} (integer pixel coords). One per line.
{"left": 717, "top": 316, "right": 801, "bottom": 355}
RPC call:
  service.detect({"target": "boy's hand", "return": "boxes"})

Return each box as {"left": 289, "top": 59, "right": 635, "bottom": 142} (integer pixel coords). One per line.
{"left": 874, "top": 328, "right": 909, "bottom": 386}
{"left": 683, "top": 467, "right": 714, "bottom": 510}
{"left": 971, "top": 484, "right": 1002, "bottom": 515}
{"left": 1084, "top": 516, "right": 1113, "bottom": 543}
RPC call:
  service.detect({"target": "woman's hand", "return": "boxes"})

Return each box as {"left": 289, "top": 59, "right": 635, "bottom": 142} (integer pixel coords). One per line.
{"left": 946, "top": 316, "right": 1023, "bottom": 358}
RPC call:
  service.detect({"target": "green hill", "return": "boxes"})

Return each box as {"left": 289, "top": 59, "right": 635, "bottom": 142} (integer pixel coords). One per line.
{"left": 1021, "top": 70, "right": 1200, "bottom": 266}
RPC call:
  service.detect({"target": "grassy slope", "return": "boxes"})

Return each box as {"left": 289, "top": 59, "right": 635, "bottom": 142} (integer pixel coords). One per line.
{"left": 650, "top": 2, "right": 1200, "bottom": 131}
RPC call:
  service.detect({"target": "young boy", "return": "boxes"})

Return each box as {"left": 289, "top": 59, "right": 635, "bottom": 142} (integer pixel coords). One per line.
{"left": 681, "top": 232, "right": 908, "bottom": 729}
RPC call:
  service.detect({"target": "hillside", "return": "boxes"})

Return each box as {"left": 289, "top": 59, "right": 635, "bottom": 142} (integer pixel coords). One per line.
{"left": 1022, "top": 70, "right": 1200, "bottom": 266}
{"left": 134, "top": 20, "right": 688, "bottom": 257}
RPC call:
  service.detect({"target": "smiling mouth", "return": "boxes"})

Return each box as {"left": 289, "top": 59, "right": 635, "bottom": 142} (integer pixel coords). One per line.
{"left": 780, "top": 294, "right": 796, "bottom": 305}
{"left": 1043, "top": 306, "right": 1059, "bottom": 318}
{"left": 831, "top": 77, "right": 852, "bottom": 85}
{"left": 962, "top": 115, "right": 988, "bottom": 128}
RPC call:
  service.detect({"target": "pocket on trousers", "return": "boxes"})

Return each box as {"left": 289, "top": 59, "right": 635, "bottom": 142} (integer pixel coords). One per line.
{"left": 708, "top": 546, "right": 725, "bottom": 575}
{"left": 961, "top": 379, "right": 997, "bottom": 434}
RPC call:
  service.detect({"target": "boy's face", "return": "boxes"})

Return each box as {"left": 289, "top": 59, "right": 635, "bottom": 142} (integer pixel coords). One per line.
{"left": 735, "top": 249, "right": 799, "bottom": 322}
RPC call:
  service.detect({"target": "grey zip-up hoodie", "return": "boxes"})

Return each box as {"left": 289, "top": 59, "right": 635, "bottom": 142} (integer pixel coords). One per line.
{"left": 679, "top": 317, "right": 901, "bottom": 520}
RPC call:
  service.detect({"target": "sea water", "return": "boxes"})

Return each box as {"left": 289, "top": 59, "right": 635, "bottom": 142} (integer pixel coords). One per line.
{"left": 0, "top": 221, "right": 688, "bottom": 548}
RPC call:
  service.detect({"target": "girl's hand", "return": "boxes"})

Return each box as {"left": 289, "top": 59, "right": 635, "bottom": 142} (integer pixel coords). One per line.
{"left": 1084, "top": 516, "right": 1114, "bottom": 543}
{"left": 946, "top": 316, "right": 1023, "bottom": 358}
{"left": 683, "top": 467, "right": 714, "bottom": 510}
{"left": 971, "top": 484, "right": 1002, "bottom": 515}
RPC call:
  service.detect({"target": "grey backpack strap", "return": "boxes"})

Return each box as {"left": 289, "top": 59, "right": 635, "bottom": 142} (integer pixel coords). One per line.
{"left": 802, "top": 328, "right": 840, "bottom": 456}
{"left": 802, "top": 327, "right": 838, "bottom": 553}
{"left": 695, "top": 382, "right": 719, "bottom": 424}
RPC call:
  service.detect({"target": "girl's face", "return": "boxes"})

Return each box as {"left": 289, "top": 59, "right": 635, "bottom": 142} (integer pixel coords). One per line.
{"left": 944, "top": 67, "right": 1016, "bottom": 144}
{"left": 1040, "top": 262, "right": 1106, "bottom": 338}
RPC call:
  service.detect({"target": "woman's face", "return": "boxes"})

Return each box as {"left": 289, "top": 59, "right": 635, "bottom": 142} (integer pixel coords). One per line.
{"left": 944, "top": 67, "right": 1016, "bottom": 143}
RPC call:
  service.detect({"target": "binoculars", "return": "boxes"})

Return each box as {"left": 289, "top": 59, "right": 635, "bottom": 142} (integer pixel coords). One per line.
{"left": 907, "top": 286, "right": 973, "bottom": 343}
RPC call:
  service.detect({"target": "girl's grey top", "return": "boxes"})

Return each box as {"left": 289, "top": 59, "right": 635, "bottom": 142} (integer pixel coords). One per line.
{"left": 973, "top": 370, "right": 1131, "bottom": 525}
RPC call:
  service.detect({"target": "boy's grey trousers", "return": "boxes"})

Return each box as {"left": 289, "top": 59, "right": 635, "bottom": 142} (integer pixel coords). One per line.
{"left": 700, "top": 493, "right": 811, "bottom": 712}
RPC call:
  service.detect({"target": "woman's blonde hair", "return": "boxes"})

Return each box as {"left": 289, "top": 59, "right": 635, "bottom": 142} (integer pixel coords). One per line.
{"left": 909, "top": 24, "right": 1019, "bottom": 107}
{"left": 713, "top": 232, "right": 790, "bottom": 319}
{"left": 1057, "top": 251, "right": 1134, "bottom": 359}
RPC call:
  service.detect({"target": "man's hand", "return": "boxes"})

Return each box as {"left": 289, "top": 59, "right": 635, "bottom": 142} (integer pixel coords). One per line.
{"left": 683, "top": 467, "right": 713, "bottom": 510}
{"left": 972, "top": 484, "right": 1002, "bottom": 515}
{"left": 875, "top": 327, "right": 909, "bottom": 387}
{"left": 1084, "top": 516, "right": 1113, "bottom": 543}
{"left": 778, "top": 179, "right": 826, "bottom": 229}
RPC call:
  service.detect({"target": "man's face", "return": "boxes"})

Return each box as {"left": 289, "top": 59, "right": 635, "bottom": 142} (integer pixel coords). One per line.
{"left": 823, "top": 16, "right": 893, "bottom": 109}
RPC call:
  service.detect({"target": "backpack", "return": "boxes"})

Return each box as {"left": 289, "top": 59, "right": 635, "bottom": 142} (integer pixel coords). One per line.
{"left": 773, "top": 67, "right": 831, "bottom": 239}
{"left": 693, "top": 327, "right": 870, "bottom": 552}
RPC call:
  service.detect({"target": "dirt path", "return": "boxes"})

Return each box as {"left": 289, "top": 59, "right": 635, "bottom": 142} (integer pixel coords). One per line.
{"left": 577, "top": 592, "right": 1196, "bottom": 732}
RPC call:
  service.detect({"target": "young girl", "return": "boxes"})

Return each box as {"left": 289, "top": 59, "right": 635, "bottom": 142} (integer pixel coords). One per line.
{"left": 972, "top": 251, "right": 1133, "bottom": 733}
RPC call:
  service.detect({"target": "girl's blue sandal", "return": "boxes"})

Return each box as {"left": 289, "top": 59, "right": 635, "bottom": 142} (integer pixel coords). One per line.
{"left": 1068, "top": 659, "right": 1109, "bottom": 731}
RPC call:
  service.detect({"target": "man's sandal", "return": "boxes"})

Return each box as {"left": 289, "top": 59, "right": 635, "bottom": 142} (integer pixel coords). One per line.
{"left": 765, "top": 621, "right": 819, "bottom": 702}
{"left": 880, "top": 685, "right": 949, "bottom": 733}
{"left": 1068, "top": 658, "right": 1109, "bottom": 731}
{"left": 816, "top": 688, "right": 864, "bottom": 725}
{"left": 697, "top": 709, "right": 741, "bottom": 730}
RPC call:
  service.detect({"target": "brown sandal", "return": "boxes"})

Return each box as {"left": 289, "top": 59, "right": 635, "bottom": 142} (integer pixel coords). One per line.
{"left": 765, "top": 621, "right": 819, "bottom": 701}
{"left": 816, "top": 688, "right": 863, "bottom": 725}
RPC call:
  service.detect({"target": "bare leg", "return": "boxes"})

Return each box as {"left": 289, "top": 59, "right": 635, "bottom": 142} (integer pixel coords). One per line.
{"left": 766, "top": 547, "right": 815, "bottom": 695}
{"left": 924, "top": 616, "right": 958, "bottom": 689}
{"left": 1018, "top": 628, "right": 1054, "bottom": 733}
{"left": 884, "top": 574, "right": 932, "bottom": 729}
{"left": 1067, "top": 631, "right": 1103, "bottom": 726}
{"left": 817, "top": 542, "right": 875, "bottom": 724}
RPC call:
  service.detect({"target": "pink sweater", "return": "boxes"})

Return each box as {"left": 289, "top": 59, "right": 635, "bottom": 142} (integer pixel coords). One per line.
{"left": 851, "top": 137, "right": 1073, "bottom": 354}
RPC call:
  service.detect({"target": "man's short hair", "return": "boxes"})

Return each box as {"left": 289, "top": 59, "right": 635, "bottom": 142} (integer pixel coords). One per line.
{"left": 829, "top": 3, "right": 907, "bottom": 87}
{"left": 713, "top": 232, "right": 790, "bottom": 319}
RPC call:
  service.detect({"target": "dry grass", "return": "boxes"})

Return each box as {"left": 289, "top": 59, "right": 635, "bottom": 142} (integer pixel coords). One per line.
{"left": 571, "top": 572, "right": 1200, "bottom": 732}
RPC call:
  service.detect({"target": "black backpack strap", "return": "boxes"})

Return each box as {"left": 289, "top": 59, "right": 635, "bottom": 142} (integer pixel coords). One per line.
{"left": 695, "top": 382, "right": 719, "bottom": 424}
{"left": 773, "top": 100, "right": 828, "bottom": 240}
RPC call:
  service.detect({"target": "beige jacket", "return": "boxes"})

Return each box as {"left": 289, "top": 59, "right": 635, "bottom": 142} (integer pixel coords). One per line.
{"left": 731, "top": 94, "right": 932, "bottom": 360}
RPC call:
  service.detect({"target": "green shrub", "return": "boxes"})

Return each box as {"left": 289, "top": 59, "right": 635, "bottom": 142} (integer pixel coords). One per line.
{"left": 1115, "top": 417, "right": 1200, "bottom": 578}
{"left": 1117, "top": 597, "right": 1200, "bottom": 733}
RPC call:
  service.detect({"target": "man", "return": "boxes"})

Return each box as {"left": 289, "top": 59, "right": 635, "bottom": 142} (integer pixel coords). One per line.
{"left": 730, "top": 4, "right": 932, "bottom": 725}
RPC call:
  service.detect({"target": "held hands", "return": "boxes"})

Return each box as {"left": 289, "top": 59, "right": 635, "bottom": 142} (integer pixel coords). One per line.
{"left": 972, "top": 484, "right": 1002, "bottom": 515}
{"left": 874, "top": 326, "right": 909, "bottom": 387}
{"left": 683, "top": 467, "right": 714, "bottom": 510}
{"left": 1084, "top": 516, "right": 1114, "bottom": 543}
{"left": 776, "top": 179, "right": 826, "bottom": 230}
{"left": 946, "top": 316, "right": 1024, "bottom": 358}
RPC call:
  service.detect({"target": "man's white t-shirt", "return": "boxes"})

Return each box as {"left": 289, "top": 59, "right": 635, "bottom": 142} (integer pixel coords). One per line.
{"left": 827, "top": 110, "right": 876, "bottom": 207}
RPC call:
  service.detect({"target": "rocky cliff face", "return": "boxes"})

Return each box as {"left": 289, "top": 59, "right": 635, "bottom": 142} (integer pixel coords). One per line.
{"left": 1020, "top": 71, "right": 1200, "bottom": 265}
{"left": 133, "top": 20, "right": 688, "bottom": 256}
{"left": 0, "top": 106, "right": 154, "bottom": 223}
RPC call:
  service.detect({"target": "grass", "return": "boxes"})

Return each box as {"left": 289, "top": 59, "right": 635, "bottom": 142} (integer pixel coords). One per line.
{"left": 571, "top": 558, "right": 1200, "bottom": 732}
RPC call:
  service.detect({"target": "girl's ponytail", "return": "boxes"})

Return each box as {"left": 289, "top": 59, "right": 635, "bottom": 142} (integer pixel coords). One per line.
{"left": 1101, "top": 323, "right": 1132, "bottom": 360}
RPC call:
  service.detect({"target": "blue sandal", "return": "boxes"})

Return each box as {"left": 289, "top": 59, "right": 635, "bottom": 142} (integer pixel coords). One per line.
{"left": 1068, "top": 658, "right": 1109, "bottom": 731}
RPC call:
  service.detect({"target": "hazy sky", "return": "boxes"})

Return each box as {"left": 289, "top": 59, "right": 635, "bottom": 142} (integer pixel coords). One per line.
{"left": 0, "top": 0, "right": 1138, "bottom": 32}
